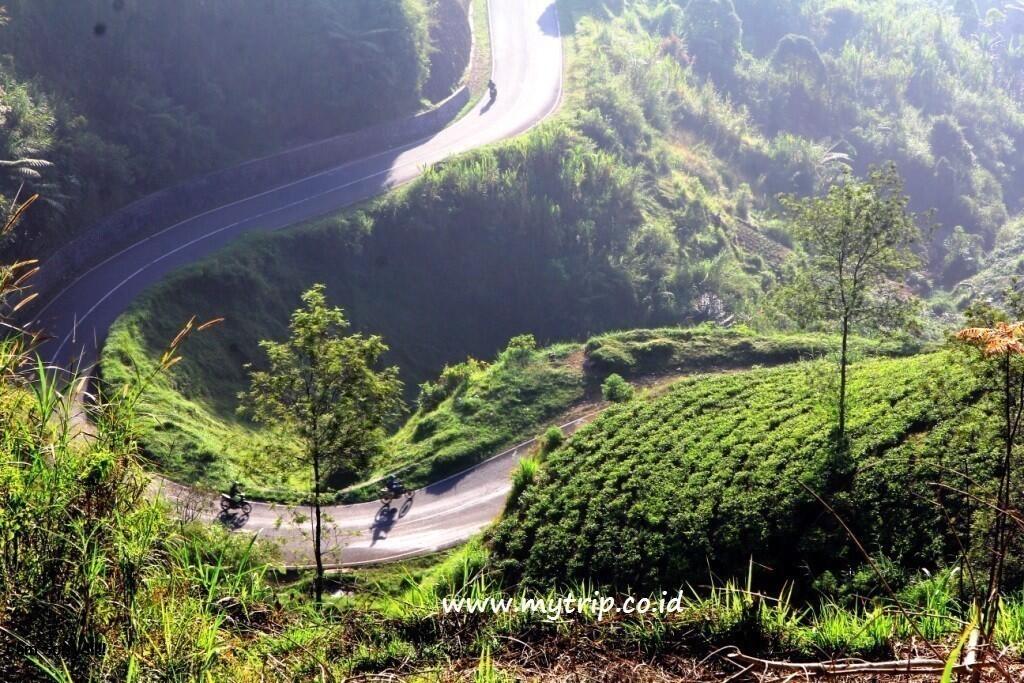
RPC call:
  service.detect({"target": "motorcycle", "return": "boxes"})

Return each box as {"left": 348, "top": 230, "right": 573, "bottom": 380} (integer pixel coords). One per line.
{"left": 220, "top": 492, "right": 252, "bottom": 515}
{"left": 379, "top": 482, "right": 414, "bottom": 506}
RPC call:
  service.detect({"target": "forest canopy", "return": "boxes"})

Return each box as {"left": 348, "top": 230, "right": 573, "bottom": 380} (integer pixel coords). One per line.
{"left": 0, "top": 0, "right": 439, "bottom": 259}
{"left": 584, "top": 0, "right": 1024, "bottom": 287}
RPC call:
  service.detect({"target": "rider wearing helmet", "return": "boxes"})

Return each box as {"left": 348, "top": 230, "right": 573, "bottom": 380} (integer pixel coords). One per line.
{"left": 385, "top": 474, "right": 404, "bottom": 495}
{"left": 229, "top": 480, "right": 244, "bottom": 504}
{"left": 488, "top": 79, "right": 497, "bottom": 101}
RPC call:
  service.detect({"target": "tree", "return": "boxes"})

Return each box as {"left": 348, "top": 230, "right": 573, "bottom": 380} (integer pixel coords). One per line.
{"left": 778, "top": 165, "right": 923, "bottom": 451}
{"left": 771, "top": 34, "right": 827, "bottom": 84}
{"left": 239, "top": 284, "right": 403, "bottom": 604}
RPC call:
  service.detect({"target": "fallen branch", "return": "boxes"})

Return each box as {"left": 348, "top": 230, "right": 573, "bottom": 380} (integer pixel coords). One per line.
{"left": 723, "top": 647, "right": 994, "bottom": 678}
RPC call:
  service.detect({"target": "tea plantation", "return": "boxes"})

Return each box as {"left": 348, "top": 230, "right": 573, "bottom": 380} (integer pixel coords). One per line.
{"left": 491, "top": 352, "right": 998, "bottom": 594}
{"left": 362, "top": 326, "right": 906, "bottom": 500}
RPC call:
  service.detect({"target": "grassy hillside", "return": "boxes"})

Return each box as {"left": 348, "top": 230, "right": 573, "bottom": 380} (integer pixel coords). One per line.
{"left": 106, "top": 318, "right": 880, "bottom": 499}
{"left": 491, "top": 351, "right": 995, "bottom": 594}
{"left": 4, "top": 327, "right": 1024, "bottom": 679}
{"left": 363, "top": 326, "right": 897, "bottom": 499}
{"left": 0, "top": 0, "right": 445, "bottom": 260}
{"left": 559, "top": 0, "right": 1024, "bottom": 287}
{"left": 99, "top": 0, "right": 799, "bottom": 495}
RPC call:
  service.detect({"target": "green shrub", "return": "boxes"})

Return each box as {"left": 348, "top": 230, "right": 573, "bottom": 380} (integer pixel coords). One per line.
{"left": 601, "top": 373, "right": 635, "bottom": 402}
{"left": 417, "top": 381, "right": 448, "bottom": 413}
{"left": 501, "top": 334, "right": 539, "bottom": 365}
{"left": 0, "top": 358, "right": 276, "bottom": 679}
{"left": 539, "top": 426, "right": 566, "bottom": 456}
{"left": 507, "top": 458, "right": 540, "bottom": 512}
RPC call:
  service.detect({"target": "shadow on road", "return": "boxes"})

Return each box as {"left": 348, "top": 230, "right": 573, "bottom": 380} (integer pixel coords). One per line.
{"left": 423, "top": 468, "right": 471, "bottom": 497}
{"left": 371, "top": 505, "right": 398, "bottom": 546}
{"left": 424, "top": 446, "right": 526, "bottom": 498}
{"left": 218, "top": 509, "right": 250, "bottom": 530}
{"left": 538, "top": 3, "right": 560, "bottom": 37}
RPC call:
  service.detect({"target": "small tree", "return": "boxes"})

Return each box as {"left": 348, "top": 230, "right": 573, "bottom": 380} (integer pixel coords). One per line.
{"left": 602, "top": 373, "right": 634, "bottom": 403}
{"left": 239, "top": 285, "right": 403, "bottom": 604}
{"left": 956, "top": 321, "right": 1024, "bottom": 657}
{"left": 778, "top": 165, "right": 924, "bottom": 450}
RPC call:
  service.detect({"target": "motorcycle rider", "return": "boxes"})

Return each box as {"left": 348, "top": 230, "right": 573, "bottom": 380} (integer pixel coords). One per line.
{"left": 385, "top": 474, "right": 404, "bottom": 495}
{"left": 487, "top": 79, "right": 497, "bottom": 101}
{"left": 228, "top": 480, "right": 245, "bottom": 505}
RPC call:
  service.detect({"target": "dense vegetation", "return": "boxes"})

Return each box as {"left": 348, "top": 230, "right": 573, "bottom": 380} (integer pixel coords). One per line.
{"left": 0, "top": 0, "right": 448, "bottom": 260}
{"left": 375, "top": 326, "right": 887, "bottom": 499}
{"left": 492, "top": 352, "right": 997, "bottom": 594}
{"left": 14, "top": 0, "right": 1024, "bottom": 677}
{"left": 1, "top": 289, "right": 1016, "bottom": 680}
{"left": 101, "top": 0, "right": 1024, "bottom": 498}
{"left": 99, "top": 0, "right": 788, "bottom": 493}
{"left": 106, "top": 312, "right": 869, "bottom": 499}
{"left": 554, "top": 0, "right": 1024, "bottom": 288}
{"left": 2, "top": 342, "right": 1020, "bottom": 678}
{"left": 656, "top": 0, "right": 1024, "bottom": 287}
{"left": 0, "top": 340, "right": 278, "bottom": 680}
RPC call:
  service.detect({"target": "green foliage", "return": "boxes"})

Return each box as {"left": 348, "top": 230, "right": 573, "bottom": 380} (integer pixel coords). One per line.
{"left": 507, "top": 457, "right": 541, "bottom": 511}
{"left": 777, "top": 166, "right": 924, "bottom": 337}
{"left": 601, "top": 373, "right": 634, "bottom": 402}
{"left": 239, "top": 285, "right": 404, "bottom": 489}
{"left": 101, "top": 0, "right": 1018, "bottom": 506}
{"left": 491, "top": 352, "right": 995, "bottom": 594}
{"left": 776, "top": 165, "right": 924, "bottom": 445}
{"left": 378, "top": 326, "right": 897, "bottom": 500}
{"left": 539, "top": 425, "right": 566, "bottom": 456}
{"left": 2, "top": 341, "right": 1007, "bottom": 679}
{"left": 239, "top": 284, "right": 403, "bottom": 602}
{"left": 0, "top": 351, "right": 276, "bottom": 680}
{"left": 582, "top": 325, "right": 875, "bottom": 375}
{"left": 565, "top": 0, "right": 1024, "bottom": 288}
{"left": 0, "top": 0, "right": 433, "bottom": 258}
{"left": 103, "top": 0, "right": 795, "bottom": 494}
{"left": 370, "top": 341, "right": 584, "bottom": 499}
{"left": 684, "top": 0, "right": 743, "bottom": 81}
{"left": 772, "top": 34, "right": 827, "bottom": 84}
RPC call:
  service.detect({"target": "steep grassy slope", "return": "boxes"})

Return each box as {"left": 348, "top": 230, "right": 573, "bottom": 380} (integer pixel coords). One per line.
{"left": 560, "top": 0, "right": 1024, "bottom": 287}
{"left": 99, "top": 2, "right": 786, "bottom": 494}
{"left": 491, "top": 352, "right": 995, "bottom": 594}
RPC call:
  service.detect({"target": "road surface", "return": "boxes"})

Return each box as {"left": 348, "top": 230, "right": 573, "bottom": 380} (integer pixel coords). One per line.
{"left": 165, "top": 413, "right": 596, "bottom": 567}
{"left": 31, "top": 0, "right": 564, "bottom": 566}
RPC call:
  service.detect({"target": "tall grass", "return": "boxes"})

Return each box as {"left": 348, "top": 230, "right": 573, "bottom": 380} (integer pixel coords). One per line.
{"left": 0, "top": 310, "right": 276, "bottom": 680}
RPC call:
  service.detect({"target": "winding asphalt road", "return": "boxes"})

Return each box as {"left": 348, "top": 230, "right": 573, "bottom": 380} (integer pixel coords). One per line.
{"left": 30, "top": 0, "right": 564, "bottom": 566}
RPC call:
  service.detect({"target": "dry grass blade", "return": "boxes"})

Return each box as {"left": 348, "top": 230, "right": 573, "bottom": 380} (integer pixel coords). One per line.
{"left": 12, "top": 292, "right": 38, "bottom": 312}
{"left": 1, "top": 192, "right": 38, "bottom": 237}
{"left": 197, "top": 317, "right": 225, "bottom": 332}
